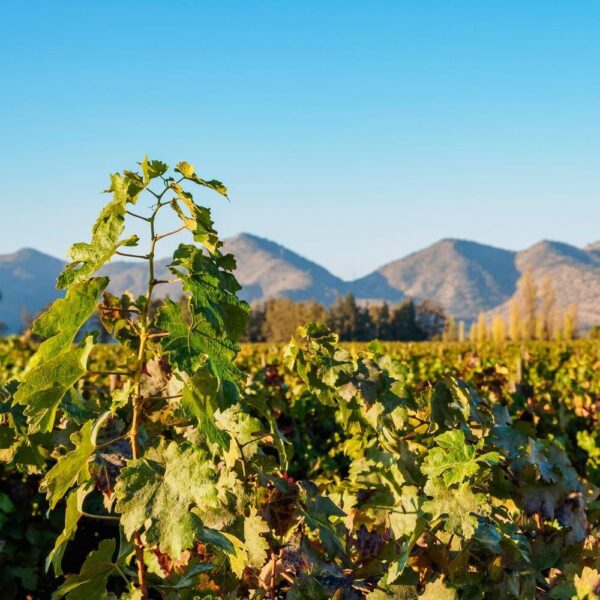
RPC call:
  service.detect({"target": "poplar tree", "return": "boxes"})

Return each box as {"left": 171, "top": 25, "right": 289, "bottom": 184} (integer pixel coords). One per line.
{"left": 563, "top": 303, "right": 578, "bottom": 340}
{"left": 509, "top": 297, "right": 521, "bottom": 341}
{"left": 539, "top": 275, "right": 557, "bottom": 340}
{"left": 491, "top": 314, "right": 507, "bottom": 343}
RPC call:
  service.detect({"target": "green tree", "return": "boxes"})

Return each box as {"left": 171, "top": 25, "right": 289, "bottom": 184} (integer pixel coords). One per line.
{"left": 368, "top": 302, "right": 390, "bottom": 340}
{"left": 327, "top": 293, "right": 372, "bottom": 341}
{"left": 416, "top": 300, "right": 446, "bottom": 340}
{"left": 242, "top": 303, "right": 267, "bottom": 342}
{"left": 389, "top": 300, "right": 423, "bottom": 341}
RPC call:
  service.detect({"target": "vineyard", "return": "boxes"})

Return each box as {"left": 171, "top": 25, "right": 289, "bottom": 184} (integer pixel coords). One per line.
{"left": 0, "top": 159, "right": 599, "bottom": 599}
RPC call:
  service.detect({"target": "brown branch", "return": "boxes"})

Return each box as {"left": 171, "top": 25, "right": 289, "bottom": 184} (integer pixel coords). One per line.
{"left": 116, "top": 251, "right": 149, "bottom": 259}
{"left": 126, "top": 210, "right": 150, "bottom": 222}
{"left": 155, "top": 225, "right": 186, "bottom": 241}
{"left": 79, "top": 511, "right": 120, "bottom": 521}
{"left": 151, "top": 279, "right": 179, "bottom": 285}
{"left": 147, "top": 331, "right": 168, "bottom": 339}
{"left": 98, "top": 305, "right": 141, "bottom": 315}
{"left": 134, "top": 532, "right": 148, "bottom": 599}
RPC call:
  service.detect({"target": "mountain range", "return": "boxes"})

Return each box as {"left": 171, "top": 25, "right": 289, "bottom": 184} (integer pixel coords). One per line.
{"left": 1, "top": 234, "right": 599, "bottom": 333}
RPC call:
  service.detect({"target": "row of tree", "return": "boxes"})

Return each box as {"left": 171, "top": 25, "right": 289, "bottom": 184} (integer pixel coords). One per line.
{"left": 442, "top": 270, "right": 580, "bottom": 342}
{"left": 241, "top": 294, "right": 446, "bottom": 342}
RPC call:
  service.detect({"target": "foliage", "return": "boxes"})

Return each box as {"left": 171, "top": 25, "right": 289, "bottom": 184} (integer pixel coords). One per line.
{"left": 0, "top": 158, "right": 598, "bottom": 598}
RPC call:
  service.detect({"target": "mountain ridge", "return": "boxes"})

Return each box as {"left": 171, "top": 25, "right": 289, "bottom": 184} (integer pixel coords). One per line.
{"left": 1, "top": 234, "right": 598, "bottom": 333}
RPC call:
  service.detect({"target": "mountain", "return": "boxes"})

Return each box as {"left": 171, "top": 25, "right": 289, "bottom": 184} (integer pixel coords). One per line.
{"left": 490, "top": 240, "right": 600, "bottom": 327}
{"left": 0, "top": 235, "right": 599, "bottom": 333}
{"left": 353, "top": 239, "right": 518, "bottom": 321}
{"left": 223, "top": 233, "right": 348, "bottom": 305}
{"left": 0, "top": 248, "right": 64, "bottom": 333}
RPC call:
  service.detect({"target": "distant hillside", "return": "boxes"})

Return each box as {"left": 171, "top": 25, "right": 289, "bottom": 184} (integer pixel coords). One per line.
{"left": 488, "top": 240, "right": 600, "bottom": 327}
{"left": 0, "top": 235, "right": 599, "bottom": 333}
{"left": 0, "top": 248, "right": 64, "bottom": 333}
{"left": 222, "top": 233, "right": 349, "bottom": 305}
{"left": 353, "top": 239, "right": 518, "bottom": 321}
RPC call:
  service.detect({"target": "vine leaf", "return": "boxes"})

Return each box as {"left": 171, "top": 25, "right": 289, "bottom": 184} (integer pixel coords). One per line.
{"left": 57, "top": 172, "right": 142, "bottom": 289}
{"left": 41, "top": 412, "right": 111, "bottom": 509}
{"left": 174, "top": 161, "right": 228, "bottom": 197}
{"left": 386, "top": 516, "right": 426, "bottom": 584}
{"left": 422, "top": 479, "right": 489, "bottom": 539}
{"left": 244, "top": 508, "right": 270, "bottom": 569}
{"left": 14, "top": 337, "right": 94, "bottom": 434}
{"left": 420, "top": 578, "right": 458, "bottom": 599}
{"left": 28, "top": 277, "right": 108, "bottom": 371}
{"left": 52, "top": 538, "right": 117, "bottom": 600}
{"left": 140, "top": 155, "right": 168, "bottom": 183}
{"left": 300, "top": 482, "right": 346, "bottom": 556}
{"left": 573, "top": 567, "right": 600, "bottom": 599}
{"left": 221, "top": 532, "right": 249, "bottom": 577}
{"left": 181, "top": 368, "right": 230, "bottom": 449}
{"left": 421, "top": 430, "right": 502, "bottom": 486}
{"left": 114, "top": 441, "right": 232, "bottom": 558}
{"left": 169, "top": 182, "right": 220, "bottom": 253}
{"left": 169, "top": 244, "right": 249, "bottom": 340}
{"left": 46, "top": 483, "right": 94, "bottom": 575}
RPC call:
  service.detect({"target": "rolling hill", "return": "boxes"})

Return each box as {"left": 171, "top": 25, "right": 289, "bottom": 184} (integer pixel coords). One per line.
{"left": 0, "top": 234, "right": 598, "bottom": 333}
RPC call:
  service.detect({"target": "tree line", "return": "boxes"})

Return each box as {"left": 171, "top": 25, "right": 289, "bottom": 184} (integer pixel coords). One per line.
{"left": 241, "top": 294, "right": 446, "bottom": 342}
{"left": 443, "top": 269, "right": 580, "bottom": 342}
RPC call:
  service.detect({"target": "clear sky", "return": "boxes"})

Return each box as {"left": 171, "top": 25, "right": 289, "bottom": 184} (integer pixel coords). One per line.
{"left": 0, "top": 1, "right": 598, "bottom": 280}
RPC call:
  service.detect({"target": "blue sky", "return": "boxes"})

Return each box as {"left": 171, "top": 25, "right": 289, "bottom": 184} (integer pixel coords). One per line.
{"left": 0, "top": 1, "right": 598, "bottom": 279}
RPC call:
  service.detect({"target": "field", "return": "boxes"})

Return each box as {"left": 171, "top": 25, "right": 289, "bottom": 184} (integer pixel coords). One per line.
{"left": 1, "top": 335, "right": 599, "bottom": 598}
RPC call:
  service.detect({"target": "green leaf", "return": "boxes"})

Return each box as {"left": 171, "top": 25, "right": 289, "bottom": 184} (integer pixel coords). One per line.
{"left": 156, "top": 299, "right": 242, "bottom": 396}
{"left": 221, "top": 532, "right": 248, "bottom": 577}
{"left": 420, "top": 578, "right": 458, "bottom": 599}
{"left": 175, "top": 162, "right": 228, "bottom": 197}
{"left": 215, "top": 405, "right": 262, "bottom": 467}
{"left": 170, "top": 182, "right": 220, "bottom": 253}
{"left": 140, "top": 155, "right": 168, "bottom": 182}
{"left": 169, "top": 244, "right": 249, "bottom": 341}
{"left": 421, "top": 430, "right": 502, "bottom": 486}
{"left": 114, "top": 441, "right": 228, "bottom": 557}
{"left": 41, "top": 412, "right": 110, "bottom": 509}
{"left": 14, "top": 337, "right": 94, "bottom": 434}
{"left": 386, "top": 516, "right": 425, "bottom": 584}
{"left": 301, "top": 482, "right": 346, "bottom": 556}
{"left": 110, "top": 381, "right": 132, "bottom": 414}
{"left": 422, "top": 478, "right": 489, "bottom": 539}
{"left": 156, "top": 248, "right": 250, "bottom": 398}
{"left": 57, "top": 172, "right": 141, "bottom": 288}
{"left": 181, "top": 370, "right": 230, "bottom": 450}
{"left": 47, "top": 483, "right": 94, "bottom": 575}
{"left": 28, "top": 277, "right": 108, "bottom": 370}
{"left": 52, "top": 538, "right": 117, "bottom": 600}
{"left": 244, "top": 508, "right": 270, "bottom": 569}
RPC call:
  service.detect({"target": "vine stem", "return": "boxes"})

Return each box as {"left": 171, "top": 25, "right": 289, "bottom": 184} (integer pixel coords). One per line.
{"left": 129, "top": 186, "right": 171, "bottom": 600}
